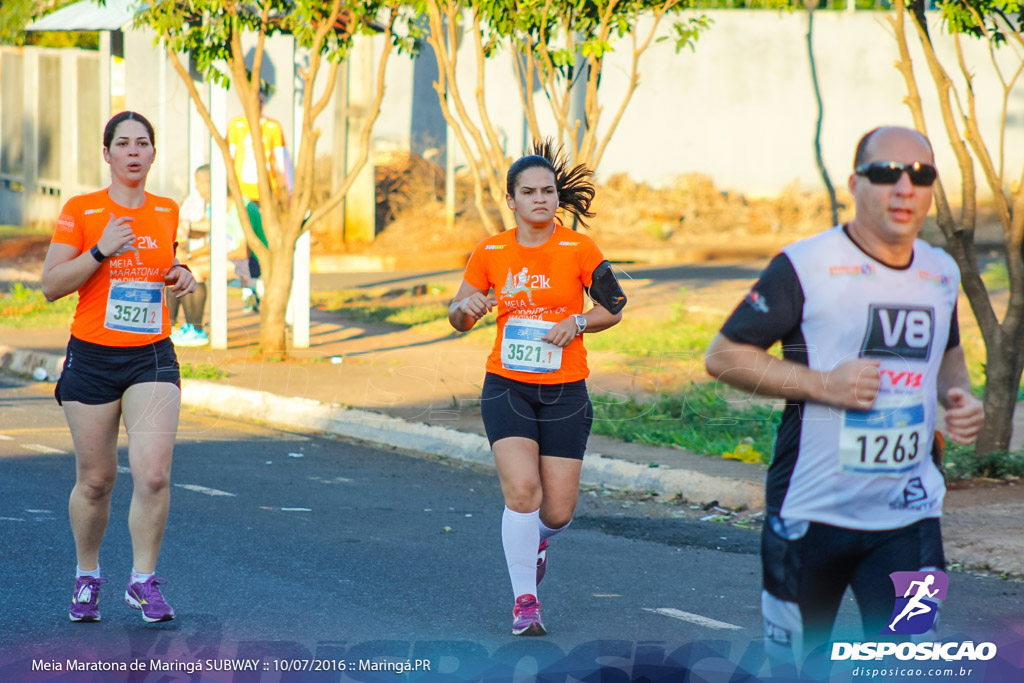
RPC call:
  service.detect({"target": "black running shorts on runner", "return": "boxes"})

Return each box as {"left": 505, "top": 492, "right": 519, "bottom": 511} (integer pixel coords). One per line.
{"left": 762, "top": 516, "right": 945, "bottom": 637}
{"left": 55, "top": 336, "right": 181, "bottom": 406}
{"left": 479, "top": 372, "right": 593, "bottom": 460}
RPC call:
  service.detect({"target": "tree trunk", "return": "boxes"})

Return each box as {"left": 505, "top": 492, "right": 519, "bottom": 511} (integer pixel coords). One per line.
{"left": 976, "top": 341, "right": 1020, "bottom": 457}
{"left": 259, "top": 245, "right": 295, "bottom": 357}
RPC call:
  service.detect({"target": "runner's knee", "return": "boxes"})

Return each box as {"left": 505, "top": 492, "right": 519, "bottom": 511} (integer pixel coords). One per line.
{"left": 75, "top": 473, "right": 116, "bottom": 502}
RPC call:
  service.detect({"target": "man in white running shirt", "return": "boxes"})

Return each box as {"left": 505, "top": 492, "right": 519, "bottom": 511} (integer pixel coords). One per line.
{"left": 705, "top": 126, "right": 984, "bottom": 661}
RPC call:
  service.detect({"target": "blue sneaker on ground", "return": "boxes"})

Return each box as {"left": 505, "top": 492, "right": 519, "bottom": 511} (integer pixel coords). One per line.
{"left": 125, "top": 576, "right": 176, "bottom": 622}
{"left": 69, "top": 576, "right": 108, "bottom": 622}
{"left": 170, "top": 323, "right": 209, "bottom": 347}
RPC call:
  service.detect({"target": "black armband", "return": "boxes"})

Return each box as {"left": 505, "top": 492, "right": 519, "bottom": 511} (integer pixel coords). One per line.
{"left": 588, "top": 260, "right": 627, "bottom": 314}
{"left": 90, "top": 245, "right": 107, "bottom": 262}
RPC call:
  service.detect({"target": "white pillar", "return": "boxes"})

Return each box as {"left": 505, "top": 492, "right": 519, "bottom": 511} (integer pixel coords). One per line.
{"left": 157, "top": 39, "right": 168, "bottom": 194}
{"left": 289, "top": 40, "right": 310, "bottom": 349}
{"left": 209, "top": 77, "right": 229, "bottom": 350}
{"left": 59, "top": 51, "right": 78, "bottom": 198}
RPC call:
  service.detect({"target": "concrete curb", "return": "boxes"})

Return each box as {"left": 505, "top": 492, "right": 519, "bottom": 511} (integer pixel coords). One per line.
{"left": 181, "top": 380, "right": 763, "bottom": 509}
{"left": 0, "top": 345, "right": 64, "bottom": 382}
{"left": 0, "top": 347, "right": 764, "bottom": 509}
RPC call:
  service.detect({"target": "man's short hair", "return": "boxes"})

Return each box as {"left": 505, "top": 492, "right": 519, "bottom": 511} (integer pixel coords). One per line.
{"left": 853, "top": 127, "right": 934, "bottom": 168}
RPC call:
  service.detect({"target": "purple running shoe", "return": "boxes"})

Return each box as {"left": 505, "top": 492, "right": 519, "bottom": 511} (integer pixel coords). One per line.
{"left": 69, "top": 576, "right": 108, "bottom": 622}
{"left": 124, "top": 576, "right": 176, "bottom": 622}
{"left": 512, "top": 594, "right": 546, "bottom": 636}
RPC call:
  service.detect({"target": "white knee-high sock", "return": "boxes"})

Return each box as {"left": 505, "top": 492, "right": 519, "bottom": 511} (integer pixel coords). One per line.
{"left": 502, "top": 506, "right": 540, "bottom": 599}
{"left": 539, "top": 518, "right": 572, "bottom": 542}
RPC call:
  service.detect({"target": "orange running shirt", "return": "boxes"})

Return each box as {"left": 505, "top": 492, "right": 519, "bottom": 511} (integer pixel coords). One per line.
{"left": 228, "top": 116, "right": 287, "bottom": 201}
{"left": 463, "top": 224, "right": 606, "bottom": 384}
{"left": 51, "top": 189, "right": 178, "bottom": 346}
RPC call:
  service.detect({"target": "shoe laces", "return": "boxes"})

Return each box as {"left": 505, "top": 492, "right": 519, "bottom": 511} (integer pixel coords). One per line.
{"left": 76, "top": 577, "right": 108, "bottom": 603}
{"left": 133, "top": 577, "right": 169, "bottom": 603}
{"left": 514, "top": 594, "right": 540, "bottom": 619}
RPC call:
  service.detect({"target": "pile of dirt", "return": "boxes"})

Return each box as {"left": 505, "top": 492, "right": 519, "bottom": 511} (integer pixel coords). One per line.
{"left": 591, "top": 173, "right": 850, "bottom": 245}
{"left": 361, "top": 161, "right": 852, "bottom": 253}
{"left": 0, "top": 235, "right": 49, "bottom": 265}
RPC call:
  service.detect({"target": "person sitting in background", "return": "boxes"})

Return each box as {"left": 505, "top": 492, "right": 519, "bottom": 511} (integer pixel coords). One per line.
{"left": 172, "top": 165, "right": 250, "bottom": 346}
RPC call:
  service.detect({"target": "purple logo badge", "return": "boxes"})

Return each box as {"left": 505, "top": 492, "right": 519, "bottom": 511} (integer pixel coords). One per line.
{"left": 883, "top": 570, "right": 948, "bottom": 635}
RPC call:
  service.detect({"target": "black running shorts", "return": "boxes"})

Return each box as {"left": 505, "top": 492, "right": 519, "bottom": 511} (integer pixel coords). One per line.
{"left": 762, "top": 516, "right": 945, "bottom": 639}
{"left": 55, "top": 336, "right": 180, "bottom": 406}
{"left": 479, "top": 372, "right": 593, "bottom": 460}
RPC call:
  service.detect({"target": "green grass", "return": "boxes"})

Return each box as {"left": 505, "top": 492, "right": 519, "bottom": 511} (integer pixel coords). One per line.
{"left": 0, "top": 224, "right": 51, "bottom": 237}
{"left": 0, "top": 284, "right": 77, "bottom": 328}
{"left": 312, "top": 287, "right": 451, "bottom": 328}
{"left": 180, "top": 362, "right": 230, "bottom": 380}
{"left": 980, "top": 261, "right": 1009, "bottom": 290}
{"left": 943, "top": 441, "right": 1024, "bottom": 480}
{"left": 592, "top": 382, "right": 782, "bottom": 464}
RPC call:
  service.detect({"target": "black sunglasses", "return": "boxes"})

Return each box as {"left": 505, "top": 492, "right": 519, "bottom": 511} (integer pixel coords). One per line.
{"left": 855, "top": 161, "right": 937, "bottom": 187}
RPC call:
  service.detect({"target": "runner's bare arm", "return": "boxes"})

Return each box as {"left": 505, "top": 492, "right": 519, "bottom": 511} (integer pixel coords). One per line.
{"left": 43, "top": 213, "right": 136, "bottom": 301}
{"left": 579, "top": 302, "right": 621, "bottom": 334}
{"left": 449, "top": 280, "right": 496, "bottom": 332}
{"left": 705, "top": 333, "right": 881, "bottom": 410}
{"left": 539, "top": 303, "right": 622, "bottom": 347}
{"left": 41, "top": 243, "right": 103, "bottom": 302}
{"left": 937, "top": 346, "right": 983, "bottom": 444}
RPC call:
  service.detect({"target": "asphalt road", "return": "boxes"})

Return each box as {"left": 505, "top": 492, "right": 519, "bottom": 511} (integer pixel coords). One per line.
{"left": 1, "top": 375, "right": 1021, "bottom": 682}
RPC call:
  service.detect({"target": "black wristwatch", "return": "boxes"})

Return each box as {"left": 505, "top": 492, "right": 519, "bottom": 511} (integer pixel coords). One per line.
{"left": 90, "top": 245, "right": 107, "bottom": 263}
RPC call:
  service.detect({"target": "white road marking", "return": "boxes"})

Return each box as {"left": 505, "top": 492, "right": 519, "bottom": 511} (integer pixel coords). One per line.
{"left": 174, "top": 484, "right": 236, "bottom": 497}
{"left": 117, "top": 466, "right": 131, "bottom": 474}
{"left": 23, "top": 443, "right": 66, "bottom": 454}
{"left": 281, "top": 507, "right": 312, "bottom": 512}
{"left": 643, "top": 608, "right": 742, "bottom": 631}
{"left": 0, "top": 434, "right": 14, "bottom": 441}
{"left": 25, "top": 509, "right": 52, "bottom": 514}
{"left": 0, "top": 517, "right": 25, "bottom": 522}
{"left": 592, "top": 594, "right": 622, "bottom": 598}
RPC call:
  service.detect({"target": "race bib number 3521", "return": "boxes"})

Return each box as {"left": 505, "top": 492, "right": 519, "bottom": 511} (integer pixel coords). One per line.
{"left": 104, "top": 281, "right": 164, "bottom": 335}
{"left": 501, "top": 318, "right": 562, "bottom": 373}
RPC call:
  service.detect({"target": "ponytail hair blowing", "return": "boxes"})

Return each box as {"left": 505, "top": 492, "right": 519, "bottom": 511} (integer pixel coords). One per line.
{"left": 506, "top": 139, "right": 596, "bottom": 229}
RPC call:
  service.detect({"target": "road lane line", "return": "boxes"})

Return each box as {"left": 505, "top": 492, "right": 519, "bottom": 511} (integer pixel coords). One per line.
{"left": 23, "top": 443, "right": 67, "bottom": 454}
{"left": 643, "top": 607, "right": 742, "bottom": 631}
{"left": 0, "top": 434, "right": 14, "bottom": 440}
{"left": 174, "top": 484, "right": 236, "bottom": 497}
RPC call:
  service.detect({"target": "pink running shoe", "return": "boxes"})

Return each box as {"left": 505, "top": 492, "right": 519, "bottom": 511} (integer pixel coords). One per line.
{"left": 124, "top": 576, "right": 176, "bottom": 623}
{"left": 69, "top": 576, "right": 108, "bottom": 622}
{"left": 512, "top": 594, "right": 546, "bottom": 636}
{"left": 536, "top": 539, "right": 549, "bottom": 585}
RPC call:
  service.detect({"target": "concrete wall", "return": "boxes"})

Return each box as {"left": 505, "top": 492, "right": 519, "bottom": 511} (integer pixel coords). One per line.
{"left": 371, "top": 10, "right": 1024, "bottom": 197}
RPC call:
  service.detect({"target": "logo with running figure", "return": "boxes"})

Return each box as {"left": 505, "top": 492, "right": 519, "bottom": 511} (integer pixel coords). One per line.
{"left": 883, "top": 570, "right": 948, "bottom": 634}
{"left": 500, "top": 267, "right": 550, "bottom": 305}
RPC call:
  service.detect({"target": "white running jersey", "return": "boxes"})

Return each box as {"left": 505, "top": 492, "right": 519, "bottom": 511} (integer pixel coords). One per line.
{"left": 720, "top": 226, "right": 961, "bottom": 530}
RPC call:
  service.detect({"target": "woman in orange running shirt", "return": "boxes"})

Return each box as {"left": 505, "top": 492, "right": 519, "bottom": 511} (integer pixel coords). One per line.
{"left": 448, "top": 142, "right": 623, "bottom": 636}
{"left": 42, "top": 111, "right": 197, "bottom": 624}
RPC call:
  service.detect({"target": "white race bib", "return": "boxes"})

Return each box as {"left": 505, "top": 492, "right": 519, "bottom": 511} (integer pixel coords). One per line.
{"left": 838, "top": 392, "right": 927, "bottom": 476}
{"left": 501, "top": 318, "right": 562, "bottom": 373}
{"left": 104, "top": 281, "right": 164, "bottom": 335}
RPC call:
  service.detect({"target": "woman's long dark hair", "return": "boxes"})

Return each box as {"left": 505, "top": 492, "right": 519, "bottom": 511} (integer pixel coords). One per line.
{"left": 506, "top": 139, "right": 596, "bottom": 229}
